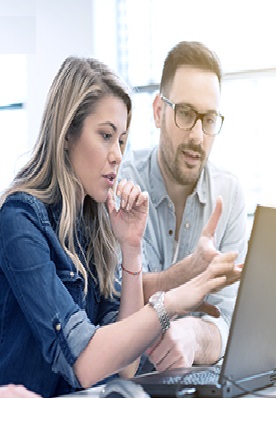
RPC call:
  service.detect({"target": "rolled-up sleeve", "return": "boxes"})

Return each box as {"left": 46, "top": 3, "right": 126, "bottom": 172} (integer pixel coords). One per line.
{"left": 52, "top": 310, "right": 98, "bottom": 388}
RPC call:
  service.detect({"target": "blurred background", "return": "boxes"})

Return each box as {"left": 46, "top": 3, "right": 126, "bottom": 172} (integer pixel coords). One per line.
{"left": 1, "top": 0, "right": 276, "bottom": 226}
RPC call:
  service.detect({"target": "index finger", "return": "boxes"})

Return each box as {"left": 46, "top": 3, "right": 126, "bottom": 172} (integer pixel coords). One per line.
{"left": 202, "top": 196, "right": 223, "bottom": 238}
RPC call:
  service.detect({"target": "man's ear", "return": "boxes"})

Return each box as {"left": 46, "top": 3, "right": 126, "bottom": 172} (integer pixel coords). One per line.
{"left": 153, "top": 94, "right": 163, "bottom": 129}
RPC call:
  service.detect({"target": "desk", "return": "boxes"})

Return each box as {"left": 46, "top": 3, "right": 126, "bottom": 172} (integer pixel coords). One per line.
{"left": 63, "top": 381, "right": 276, "bottom": 398}
{"left": 63, "top": 379, "right": 150, "bottom": 398}
{"left": 61, "top": 385, "right": 104, "bottom": 398}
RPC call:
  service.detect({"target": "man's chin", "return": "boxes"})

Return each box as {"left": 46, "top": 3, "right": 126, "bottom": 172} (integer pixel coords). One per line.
{"left": 176, "top": 166, "right": 202, "bottom": 186}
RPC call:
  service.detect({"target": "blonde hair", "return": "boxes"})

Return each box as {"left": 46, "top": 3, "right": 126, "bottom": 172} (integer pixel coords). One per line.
{"left": 1, "top": 56, "right": 132, "bottom": 297}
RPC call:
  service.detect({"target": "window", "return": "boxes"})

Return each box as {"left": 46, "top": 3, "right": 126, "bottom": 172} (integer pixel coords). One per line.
{"left": 0, "top": 55, "right": 28, "bottom": 192}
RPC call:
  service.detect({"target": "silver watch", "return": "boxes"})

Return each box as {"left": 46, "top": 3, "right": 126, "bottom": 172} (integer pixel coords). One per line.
{"left": 148, "top": 291, "right": 170, "bottom": 333}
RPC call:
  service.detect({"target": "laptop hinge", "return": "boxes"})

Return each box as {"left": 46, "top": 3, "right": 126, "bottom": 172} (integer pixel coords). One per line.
{"left": 221, "top": 370, "right": 276, "bottom": 397}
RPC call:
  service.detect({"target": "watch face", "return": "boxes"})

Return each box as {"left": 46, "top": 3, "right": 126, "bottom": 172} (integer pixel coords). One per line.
{"left": 150, "top": 291, "right": 162, "bottom": 304}
{"left": 149, "top": 291, "right": 163, "bottom": 305}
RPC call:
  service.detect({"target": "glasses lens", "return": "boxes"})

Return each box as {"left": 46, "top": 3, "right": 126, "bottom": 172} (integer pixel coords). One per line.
{"left": 174, "top": 103, "right": 223, "bottom": 135}
{"left": 175, "top": 105, "right": 196, "bottom": 129}
{"left": 203, "top": 113, "right": 223, "bottom": 135}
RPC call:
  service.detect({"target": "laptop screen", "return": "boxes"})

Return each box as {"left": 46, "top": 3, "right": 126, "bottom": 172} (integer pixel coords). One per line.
{"left": 222, "top": 205, "right": 276, "bottom": 383}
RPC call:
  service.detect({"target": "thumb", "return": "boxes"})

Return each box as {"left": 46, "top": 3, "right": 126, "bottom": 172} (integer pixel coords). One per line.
{"left": 202, "top": 196, "right": 223, "bottom": 238}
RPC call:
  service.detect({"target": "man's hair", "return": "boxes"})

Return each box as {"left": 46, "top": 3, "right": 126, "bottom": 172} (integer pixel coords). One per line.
{"left": 160, "top": 41, "right": 223, "bottom": 95}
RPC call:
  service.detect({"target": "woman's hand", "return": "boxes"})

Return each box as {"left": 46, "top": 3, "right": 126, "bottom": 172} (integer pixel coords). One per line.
{"left": 165, "top": 251, "right": 241, "bottom": 318}
{"left": 106, "top": 179, "right": 149, "bottom": 249}
{"left": 0, "top": 384, "right": 41, "bottom": 398}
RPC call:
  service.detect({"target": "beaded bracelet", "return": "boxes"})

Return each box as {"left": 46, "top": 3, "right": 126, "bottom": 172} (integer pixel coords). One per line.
{"left": 121, "top": 263, "right": 142, "bottom": 276}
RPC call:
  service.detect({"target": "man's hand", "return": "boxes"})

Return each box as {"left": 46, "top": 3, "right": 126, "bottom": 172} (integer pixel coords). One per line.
{"left": 145, "top": 317, "right": 222, "bottom": 371}
{"left": 189, "top": 196, "right": 223, "bottom": 277}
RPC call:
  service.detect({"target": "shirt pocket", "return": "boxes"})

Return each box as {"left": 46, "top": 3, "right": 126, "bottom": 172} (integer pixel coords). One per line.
{"left": 56, "top": 269, "right": 86, "bottom": 308}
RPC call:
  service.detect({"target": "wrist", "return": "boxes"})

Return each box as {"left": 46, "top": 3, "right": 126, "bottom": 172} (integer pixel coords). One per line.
{"left": 148, "top": 291, "right": 170, "bottom": 333}
{"left": 163, "top": 291, "right": 176, "bottom": 318}
{"left": 121, "top": 263, "right": 142, "bottom": 276}
{"left": 121, "top": 251, "right": 142, "bottom": 276}
{"left": 120, "top": 243, "right": 142, "bottom": 257}
{"left": 163, "top": 288, "right": 189, "bottom": 318}
{"left": 184, "top": 253, "right": 200, "bottom": 280}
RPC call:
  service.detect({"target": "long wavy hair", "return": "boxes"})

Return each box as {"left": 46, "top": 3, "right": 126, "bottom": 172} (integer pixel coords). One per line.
{"left": 0, "top": 56, "right": 132, "bottom": 298}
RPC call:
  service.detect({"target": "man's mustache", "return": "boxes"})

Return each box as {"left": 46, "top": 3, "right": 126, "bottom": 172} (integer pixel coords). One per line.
{"left": 178, "top": 143, "right": 205, "bottom": 159}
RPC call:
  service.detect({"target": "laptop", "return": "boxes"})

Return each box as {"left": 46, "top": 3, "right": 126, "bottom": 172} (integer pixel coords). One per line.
{"left": 127, "top": 205, "right": 276, "bottom": 397}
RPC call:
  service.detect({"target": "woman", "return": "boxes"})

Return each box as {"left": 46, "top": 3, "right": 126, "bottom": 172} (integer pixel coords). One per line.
{"left": 0, "top": 56, "right": 240, "bottom": 397}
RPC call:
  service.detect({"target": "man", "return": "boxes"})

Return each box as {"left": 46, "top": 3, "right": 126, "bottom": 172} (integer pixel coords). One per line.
{"left": 119, "top": 41, "right": 247, "bottom": 371}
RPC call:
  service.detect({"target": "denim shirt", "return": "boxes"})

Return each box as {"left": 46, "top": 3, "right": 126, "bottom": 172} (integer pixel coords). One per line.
{"left": 119, "top": 146, "right": 248, "bottom": 358}
{"left": 0, "top": 192, "right": 120, "bottom": 397}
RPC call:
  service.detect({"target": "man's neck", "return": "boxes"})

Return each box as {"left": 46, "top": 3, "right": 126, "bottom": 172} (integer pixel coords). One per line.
{"left": 168, "top": 183, "right": 193, "bottom": 241}
{"left": 157, "top": 148, "right": 197, "bottom": 240}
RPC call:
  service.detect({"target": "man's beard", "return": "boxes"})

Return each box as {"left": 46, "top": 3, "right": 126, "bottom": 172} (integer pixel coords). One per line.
{"left": 160, "top": 127, "right": 206, "bottom": 186}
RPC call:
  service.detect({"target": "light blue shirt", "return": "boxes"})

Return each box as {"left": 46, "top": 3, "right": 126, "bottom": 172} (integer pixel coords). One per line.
{"left": 119, "top": 145, "right": 248, "bottom": 358}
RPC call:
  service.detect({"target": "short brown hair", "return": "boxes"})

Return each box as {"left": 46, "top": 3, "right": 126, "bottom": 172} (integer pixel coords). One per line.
{"left": 160, "top": 41, "right": 223, "bottom": 95}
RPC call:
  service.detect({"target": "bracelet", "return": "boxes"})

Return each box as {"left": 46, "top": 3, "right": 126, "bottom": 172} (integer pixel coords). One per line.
{"left": 121, "top": 263, "right": 142, "bottom": 276}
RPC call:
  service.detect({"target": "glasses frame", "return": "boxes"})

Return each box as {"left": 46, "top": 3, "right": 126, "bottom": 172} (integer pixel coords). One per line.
{"left": 160, "top": 94, "right": 224, "bottom": 136}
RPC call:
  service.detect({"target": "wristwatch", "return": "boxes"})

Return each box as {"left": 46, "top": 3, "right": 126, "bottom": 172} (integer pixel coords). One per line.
{"left": 148, "top": 291, "right": 170, "bottom": 333}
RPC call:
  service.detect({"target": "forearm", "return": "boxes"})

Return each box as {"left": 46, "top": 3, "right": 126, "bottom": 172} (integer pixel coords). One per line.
{"left": 75, "top": 252, "right": 237, "bottom": 387}
{"left": 117, "top": 247, "right": 144, "bottom": 320}
{"left": 143, "top": 253, "right": 196, "bottom": 303}
{"left": 74, "top": 304, "right": 163, "bottom": 388}
{"left": 117, "top": 246, "right": 144, "bottom": 377}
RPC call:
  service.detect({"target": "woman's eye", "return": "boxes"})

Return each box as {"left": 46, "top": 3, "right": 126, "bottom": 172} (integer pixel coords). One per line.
{"left": 101, "top": 132, "right": 112, "bottom": 141}
{"left": 119, "top": 139, "right": 125, "bottom": 147}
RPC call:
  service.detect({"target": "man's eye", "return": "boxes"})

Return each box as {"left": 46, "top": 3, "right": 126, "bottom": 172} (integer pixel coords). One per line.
{"left": 205, "top": 115, "right": 216, "bottom": 124}
{"left": 178, "top": 107, "right": 193, "bottom": 118}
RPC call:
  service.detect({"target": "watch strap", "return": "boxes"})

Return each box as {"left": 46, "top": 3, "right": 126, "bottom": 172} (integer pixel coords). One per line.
{"left": 148, "top": 291, "right": 170, "bottom": 333}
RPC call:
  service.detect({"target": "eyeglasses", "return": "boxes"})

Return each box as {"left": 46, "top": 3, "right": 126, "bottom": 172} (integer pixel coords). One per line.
{"left": 160, "top": 95, "right": 224, "bottom": 136}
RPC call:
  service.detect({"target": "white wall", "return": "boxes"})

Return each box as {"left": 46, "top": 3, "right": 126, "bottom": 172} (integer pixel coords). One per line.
{"left": 26, "top": 0, "right": 95, "bottom": 148}
{"left": 0, "top": 0, "right": 118, "bottom": 149}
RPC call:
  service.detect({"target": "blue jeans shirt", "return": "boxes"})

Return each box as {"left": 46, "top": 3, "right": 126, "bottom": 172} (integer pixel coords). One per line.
{"left": 0, "top": 192, "right": 120, "bottom": 397}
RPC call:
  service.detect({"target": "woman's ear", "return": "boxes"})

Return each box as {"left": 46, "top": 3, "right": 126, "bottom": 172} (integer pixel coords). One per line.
{"left": 64, "top": 134, "right": 69, "bottom": 150}
{"left": 152, "top": 94, "right": 163, "bottom": 129}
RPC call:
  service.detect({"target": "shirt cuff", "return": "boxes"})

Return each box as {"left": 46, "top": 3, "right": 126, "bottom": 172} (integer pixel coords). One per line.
{"left": 52, "top": 310, "right": 98, "bottom": 388}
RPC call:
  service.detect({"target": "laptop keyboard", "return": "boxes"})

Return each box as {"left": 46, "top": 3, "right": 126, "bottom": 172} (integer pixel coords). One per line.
{"left": 160, "top": 366, "right": 220, "bottom": 386}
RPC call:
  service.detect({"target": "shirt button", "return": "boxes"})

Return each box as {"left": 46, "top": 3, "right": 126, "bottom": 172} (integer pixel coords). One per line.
{"left": 169, "top": 229, "right": 173, "bottom": 236}
{"left": 70, "top": 271, "right": 74, "bottom": 277}
{"left": 185, "top": 222, "right": 190, "bottom": 229}
{"left": 55, "top": 323, "right": 61, "bottom": 331}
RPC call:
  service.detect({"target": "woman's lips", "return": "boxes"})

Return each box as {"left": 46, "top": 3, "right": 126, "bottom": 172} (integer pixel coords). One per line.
{"left": 102, "top": 173, "right": 116, "bottom": 187}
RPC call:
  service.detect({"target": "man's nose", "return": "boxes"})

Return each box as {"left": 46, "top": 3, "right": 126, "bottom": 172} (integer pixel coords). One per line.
{"left": 188, "top": 118, "right": 204, "bottom": 143}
